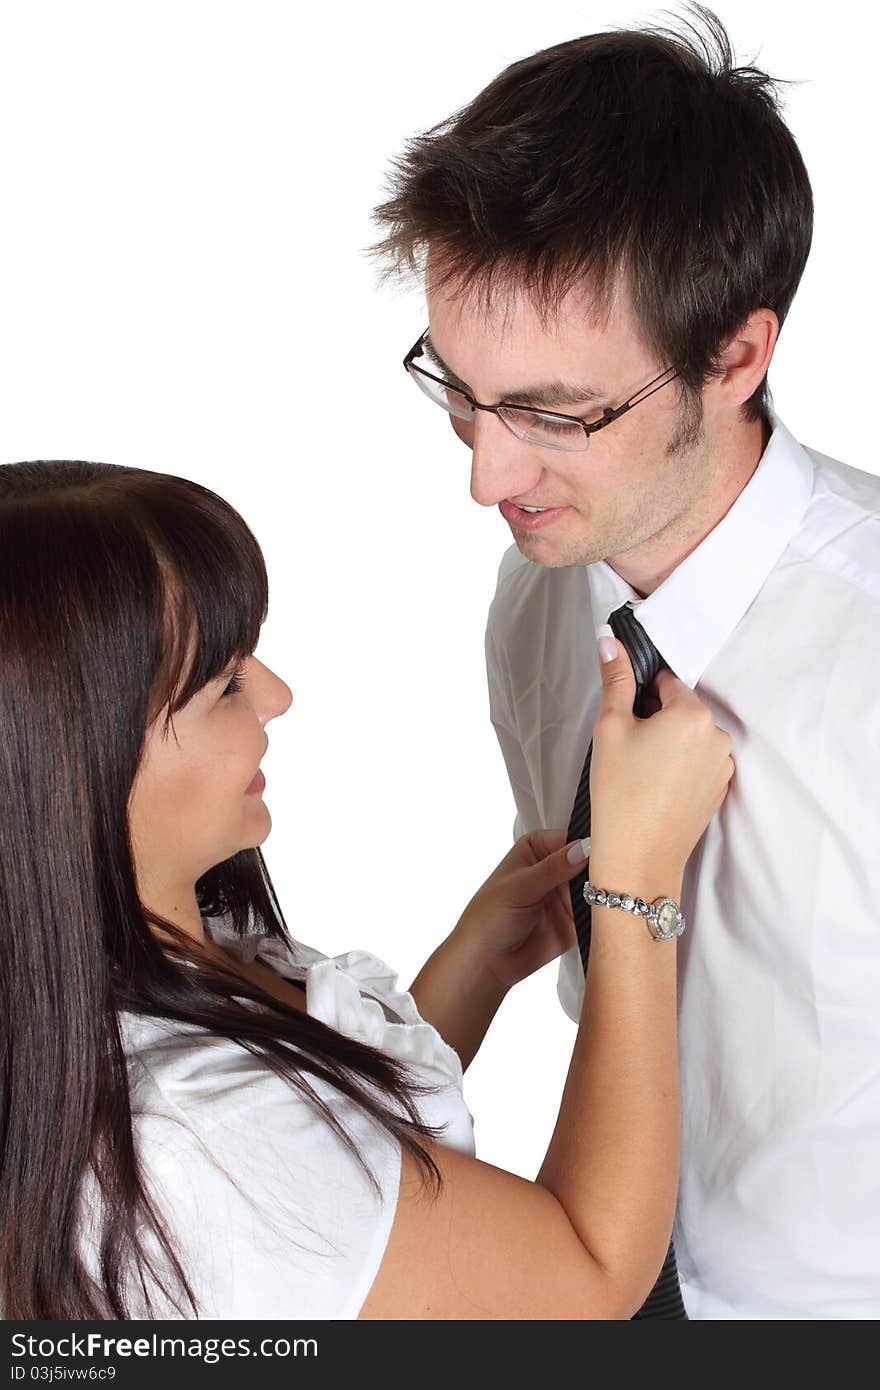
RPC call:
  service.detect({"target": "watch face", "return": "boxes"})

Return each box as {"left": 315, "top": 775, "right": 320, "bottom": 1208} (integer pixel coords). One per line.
{"left": 657, "top": 901, "right": 680, "bottom": 935}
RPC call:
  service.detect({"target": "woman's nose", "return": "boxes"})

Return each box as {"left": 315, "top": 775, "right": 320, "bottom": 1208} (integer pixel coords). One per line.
{"left": 252, "top": 659, "right": 293, "bottom": 723}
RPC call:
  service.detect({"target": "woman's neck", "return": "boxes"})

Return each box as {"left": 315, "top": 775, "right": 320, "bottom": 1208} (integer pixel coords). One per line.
{"left": 142, "top": 885, "right": 208, "bottom": 947}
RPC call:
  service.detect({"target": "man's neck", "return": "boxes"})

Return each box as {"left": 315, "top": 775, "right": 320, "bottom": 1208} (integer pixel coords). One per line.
{"left": 609, "top": 415, "right": 771, "bottom": 598}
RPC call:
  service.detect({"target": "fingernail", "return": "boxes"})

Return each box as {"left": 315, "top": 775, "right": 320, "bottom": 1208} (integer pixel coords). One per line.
{"left": 596, "top": 624, "right": 617, "bottom": 663}
{"left": 566, "top": 837, "right": 590, "bottom": 865}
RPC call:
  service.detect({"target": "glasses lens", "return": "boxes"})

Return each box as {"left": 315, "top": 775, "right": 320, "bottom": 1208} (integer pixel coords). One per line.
{"left": 407, "top": 365, "right": 474, "bottom": 422}
{"left": 500, "top": 407, "right": 588, "bottom": 452}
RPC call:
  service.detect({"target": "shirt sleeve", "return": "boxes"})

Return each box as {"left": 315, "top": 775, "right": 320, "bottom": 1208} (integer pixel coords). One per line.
{"left": 123, "top": 1033, "right": 404, "bottom": 1320}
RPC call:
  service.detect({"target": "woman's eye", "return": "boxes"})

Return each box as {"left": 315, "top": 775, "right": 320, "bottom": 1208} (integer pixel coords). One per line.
{"left": 222, "top": 663, "right": 246, "bottom": 697}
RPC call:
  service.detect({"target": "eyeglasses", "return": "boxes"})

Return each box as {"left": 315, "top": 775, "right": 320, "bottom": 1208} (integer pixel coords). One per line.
{"left": 403, "top": 328, "right": 680, "bottom": 452}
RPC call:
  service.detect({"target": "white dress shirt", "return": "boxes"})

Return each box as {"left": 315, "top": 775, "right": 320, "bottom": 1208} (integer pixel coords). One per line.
{"left": 485, "top": 414, "right": 880, "bottom": 1319}
{"left": 78, "top": 923, "right": 475, "bottom": 1319}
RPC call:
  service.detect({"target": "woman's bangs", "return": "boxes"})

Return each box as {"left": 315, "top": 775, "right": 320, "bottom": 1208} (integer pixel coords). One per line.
{"left": 147, "top": 488, "right": 269, "bottom": 722}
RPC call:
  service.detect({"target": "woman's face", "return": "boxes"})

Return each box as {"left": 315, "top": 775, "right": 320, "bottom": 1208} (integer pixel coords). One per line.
{"left": 128, "top": 653, "right": 293, "bottom": 910}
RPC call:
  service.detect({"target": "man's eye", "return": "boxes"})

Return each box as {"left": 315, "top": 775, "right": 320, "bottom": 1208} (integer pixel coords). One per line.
{"left": 536, "top": 415, "right": 576, "bottom": 434}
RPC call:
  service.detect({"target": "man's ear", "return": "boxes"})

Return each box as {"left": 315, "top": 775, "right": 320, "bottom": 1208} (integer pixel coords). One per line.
{"left": 714, "top": 308, "right": 779, "bottom": 408}
{"left": 711, "top": 308, "right": 778, "bottom": 405}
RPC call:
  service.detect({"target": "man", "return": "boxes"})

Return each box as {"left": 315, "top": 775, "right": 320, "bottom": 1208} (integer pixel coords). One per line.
{"left": 372, "top": 11, "right": 880, "bottom": 1318}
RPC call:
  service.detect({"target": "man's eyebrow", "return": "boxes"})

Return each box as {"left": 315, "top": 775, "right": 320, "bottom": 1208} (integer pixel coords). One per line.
{"left": 423, "top": 334, "right": 608, "bottom": 409}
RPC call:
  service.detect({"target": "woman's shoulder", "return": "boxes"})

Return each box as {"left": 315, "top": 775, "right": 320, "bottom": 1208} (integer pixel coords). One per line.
{"left": 106, "top": 1034, "right": 404, "bottom": 1319}
{"left": 108, "top": 926, "right": 475, "bottom": 1317}
{"left": 112, "top": 945, "right": 404, "bottom": 1319}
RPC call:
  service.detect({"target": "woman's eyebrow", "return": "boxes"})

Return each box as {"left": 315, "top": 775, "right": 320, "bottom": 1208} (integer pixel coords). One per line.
{"left": 423, "top": 334, "right": 608, "bottom": 409}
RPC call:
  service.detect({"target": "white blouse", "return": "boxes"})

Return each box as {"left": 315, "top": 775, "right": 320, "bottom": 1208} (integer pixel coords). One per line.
{"left": 84, "top": 920, "right": 475, "bottom": 1319}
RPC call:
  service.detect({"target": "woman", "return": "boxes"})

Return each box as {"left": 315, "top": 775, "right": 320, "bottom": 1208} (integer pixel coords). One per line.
{"left": 0, "top": 459, "right": 733, "bottom": 1320}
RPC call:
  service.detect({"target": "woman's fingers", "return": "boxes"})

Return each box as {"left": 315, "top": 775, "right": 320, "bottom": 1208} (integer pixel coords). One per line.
{"left": 596, "top": 625, "right": 638, "bottom": 714}
{"left": 521, "top": 828, "right": 567, "bottom": 860}
{"left": 506, "top": 831, "right": 588, "bottom": 904}
{"left": 652, "top": 666, "right": 699, "bottom": 706}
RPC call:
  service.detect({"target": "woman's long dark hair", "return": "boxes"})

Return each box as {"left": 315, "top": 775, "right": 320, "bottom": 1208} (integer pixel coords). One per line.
{"left": 0, "top": 460, "right": 443, "bottom": 1319}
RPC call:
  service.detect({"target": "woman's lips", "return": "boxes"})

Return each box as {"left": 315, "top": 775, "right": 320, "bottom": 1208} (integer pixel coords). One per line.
{"left": 499, "top": 500, "right": 569, "bottom": 530}
{"left": 245, "top": 768, "right": 265, "bottom": 796}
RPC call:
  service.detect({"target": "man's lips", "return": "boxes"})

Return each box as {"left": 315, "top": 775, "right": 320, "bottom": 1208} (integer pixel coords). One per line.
{"left": 499, "top": 500, "right": 569, "bottom": 530}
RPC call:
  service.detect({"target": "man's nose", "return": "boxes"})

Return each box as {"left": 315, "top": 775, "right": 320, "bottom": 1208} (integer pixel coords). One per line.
{"left": 469, "top": 412, "right": 542, "bottom": 508}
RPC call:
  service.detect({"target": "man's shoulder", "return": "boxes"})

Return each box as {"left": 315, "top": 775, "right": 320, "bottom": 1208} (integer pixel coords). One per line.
{"left": 803, "top": 442, "right": 880, "bottom": 512}
{"left": 494, "top": 542, "right": 534, "bottom": 591}
{"left": 485, "top": 546, "right": 592, "bottom": 690}
{"left": 794, "top": 441, "right": 880, "bottom": 596}
{"left": 489, "top": 544, "right": 586, "bottom": 616}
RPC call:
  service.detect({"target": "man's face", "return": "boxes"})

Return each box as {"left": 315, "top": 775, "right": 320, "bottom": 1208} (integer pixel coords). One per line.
{"left": 425, "top": 265, "right": 716, "bottom": 575}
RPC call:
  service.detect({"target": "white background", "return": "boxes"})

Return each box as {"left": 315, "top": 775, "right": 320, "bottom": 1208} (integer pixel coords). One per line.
{"left": 1, "top": 1, "right": 877, "bottom": 1179}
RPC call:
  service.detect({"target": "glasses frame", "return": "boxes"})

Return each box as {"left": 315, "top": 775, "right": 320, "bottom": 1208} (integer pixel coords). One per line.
{"left": 403, "top": 328, "right": 680, "bottom": 451}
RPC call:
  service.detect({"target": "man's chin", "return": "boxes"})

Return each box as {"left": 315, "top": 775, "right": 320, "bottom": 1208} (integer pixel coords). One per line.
{"left": 510, "top": 526, "right": 593, "bottom": 569}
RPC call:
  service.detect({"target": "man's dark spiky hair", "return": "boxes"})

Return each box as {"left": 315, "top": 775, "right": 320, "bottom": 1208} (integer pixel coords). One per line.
{"left": 372, "top": 5, "right": 813, "bottom": 420}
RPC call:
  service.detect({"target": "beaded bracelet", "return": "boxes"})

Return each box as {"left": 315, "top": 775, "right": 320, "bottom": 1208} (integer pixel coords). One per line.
{"left": 583, "top": 881, "right": 686, "bottom": 942}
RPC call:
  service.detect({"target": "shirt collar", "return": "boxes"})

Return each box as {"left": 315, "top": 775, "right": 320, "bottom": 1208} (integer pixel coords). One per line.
{"left": 587, "top": 414, "right": 816, "bottom": 688}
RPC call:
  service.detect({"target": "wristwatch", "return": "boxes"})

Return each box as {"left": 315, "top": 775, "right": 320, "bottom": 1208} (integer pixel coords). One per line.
{"left": 583, "top": 881, "right": 686, "bottom": 941}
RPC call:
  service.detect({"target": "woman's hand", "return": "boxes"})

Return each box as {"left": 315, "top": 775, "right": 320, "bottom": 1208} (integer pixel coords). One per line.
{"left": 588, "top": 631, "right": 735, "bottom": 886}
{"left": 409, "top": 831, "right": 585, "bottom": 1069}
{"left": 452, "top": 830, "right": 587, "bottom": 990}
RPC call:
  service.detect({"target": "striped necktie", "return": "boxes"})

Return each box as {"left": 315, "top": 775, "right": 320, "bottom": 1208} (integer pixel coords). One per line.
{"left": 566, "top": 599, "right": 688, "bottom": 1320}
